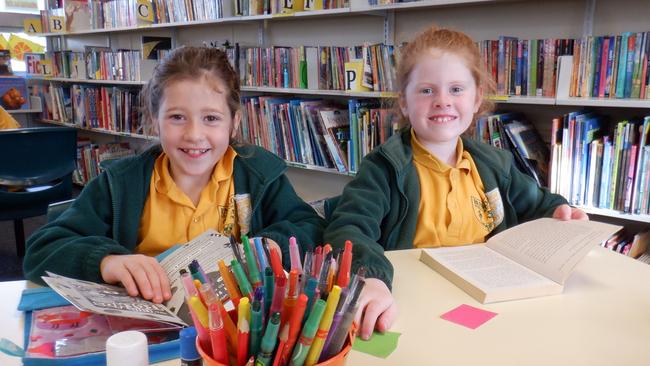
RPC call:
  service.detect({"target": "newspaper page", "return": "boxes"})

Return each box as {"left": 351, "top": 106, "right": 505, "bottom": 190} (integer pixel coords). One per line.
{"left": 42, "top": 274, "right": 185, "bottom": 326}
{"left": 158, "top": 229, "right": 234, "bottom": 317}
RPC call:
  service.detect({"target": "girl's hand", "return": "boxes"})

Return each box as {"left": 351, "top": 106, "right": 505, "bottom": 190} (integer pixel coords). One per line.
{"left": 552, "top": 204, "right": 589, "bottom": 221}
{"left": 354, "top": 278, "right": 398, "bottom": 340}
{"left": 100, "top": 254, "right": 172, "bottom": 304}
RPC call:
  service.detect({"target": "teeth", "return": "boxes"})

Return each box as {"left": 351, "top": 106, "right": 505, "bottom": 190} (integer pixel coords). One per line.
{"left": 429, "top": 116, "right": 455, "bottom": 122}
{"left": 182, "top": 148, "right": 209, "bottom": 154}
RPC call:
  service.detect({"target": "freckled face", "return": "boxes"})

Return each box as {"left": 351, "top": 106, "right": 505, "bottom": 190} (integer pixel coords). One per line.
{"left": 399, "top": 50, "right": 482, "bottom": 150}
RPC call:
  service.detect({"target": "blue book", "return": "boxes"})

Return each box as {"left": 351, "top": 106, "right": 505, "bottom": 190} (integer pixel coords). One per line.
{"left": 599, "top": 137, "right": 612, "bottom": 208}
{"left": 348, "top": 98, "right": 359, "bottom": 173}
{"left": 521, "top": 40, "right": 528, "bottom": 96}
{"left": 578, "top": 116, "right": 603, "bottom": 205}
{"left": 289, "top": 99, "right": 307, "bottom": 164}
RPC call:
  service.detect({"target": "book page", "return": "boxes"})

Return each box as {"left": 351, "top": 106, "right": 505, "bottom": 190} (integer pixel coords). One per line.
{"left": 425, "top": 245, "right": 557, "bottom": 290}
{"left": 42, "top": 274, "right": 185, "bottom": 326}
{"left": 486, "top": 218, "right": 621, "bottom": 284}
{"left": 158, "top": 230, "right": 234, "bottom": 317}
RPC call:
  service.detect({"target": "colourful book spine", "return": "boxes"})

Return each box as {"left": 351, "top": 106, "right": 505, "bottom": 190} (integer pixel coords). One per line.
{"left": 597, "top": 36, "right": 609, "bottom": 98}
{"left": 604, "top": 36, "right": 616, "bottom": 98}
{"left": 640, "top": 146, "right": 650, "bottom": 214}
{"left": 609, "top": 121, "right": 627, "bottom": 209}
{"left": 624, "top": 33, "right": 637, "bottom": 98}
{"left": 528, "top": 39, "right": 538, "bottom": 96}
{"left": 591, "top": 37, "right": 602, "bottom": 98}
{"left": 599, "top": 137, "right": 612, "bottom": 208}
{"left": 631, "top": 32, "right": 646, "bottom": 98}
{"left": 623, "top": 144, "right": 638, "bottom": 213}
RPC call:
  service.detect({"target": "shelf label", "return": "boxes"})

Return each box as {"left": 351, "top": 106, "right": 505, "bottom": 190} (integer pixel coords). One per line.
{"left": 23, "top": 18, "right": 42, "bottom": 34}
{"left": 379, "top": 92, "right": 397, "bottom": 98}
{"left": 272, "top": 12, "right": 295, "bottom": 17}
{"left": 487, "top": 95, "right": 509, "bottom": 101}
{"left": 49, "top": 16, "right": 65, "bottom": 33}
{"left": 137, "top": 0, "right": 155, "bottom": 23}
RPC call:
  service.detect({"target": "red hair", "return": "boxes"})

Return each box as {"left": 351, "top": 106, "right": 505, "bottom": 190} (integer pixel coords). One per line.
{"left": 396, "top": 25, "right": 495, "bottom": 121}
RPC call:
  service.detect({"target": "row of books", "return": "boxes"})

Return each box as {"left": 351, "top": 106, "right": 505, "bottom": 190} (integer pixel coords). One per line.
{"left": 37, "top": 83, "right": 143, "bottom": 135}
{"left": 472, "top": 112, "right": 550, "bottom": 187}
{"left": 23, "top": 33, "right": 650, "bottom": 100}
{"left": 238, "top": 96, "right": 398, "bottom": 173}
{"left": 549, "top": 112, "right": 650, "bottom": 215}
{"left": 235, "top": 0, "right": 346, "bottom": 16}
{"left": 236, "top": 43, "right": 397, "bottom": 92}
{"left": 39, "top": 0, "right": 348, "bottom": 33}
{"left": 40, "top": 0, "right": 223, "bottom": 33}
{"left": 601, "top": 229, "right": 649, "bottom": 260}
{"left": 38, "top": 48, "right": 143, "bottom": 81}
{"left": 477, "top": 37, "right": 575, "bottom": 97}
{"left": 569, "top": 32, "right": 650, "bottom": 99}
{"left": 74, "top": 139, "right": 134, "bottom": 185}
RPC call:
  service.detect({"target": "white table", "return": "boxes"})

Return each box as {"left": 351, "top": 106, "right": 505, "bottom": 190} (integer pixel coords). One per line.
{"left": 2, "top": 246, "right": 650, "bottom": 366}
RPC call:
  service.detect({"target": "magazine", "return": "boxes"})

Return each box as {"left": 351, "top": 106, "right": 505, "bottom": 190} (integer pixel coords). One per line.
{"left": 43, "top": 229, "right": 235, "bottom": 326}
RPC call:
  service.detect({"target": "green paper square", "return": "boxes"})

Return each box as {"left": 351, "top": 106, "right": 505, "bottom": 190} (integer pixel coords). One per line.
{"left": 352, "top": 331, "right": 401, "bottom": 358}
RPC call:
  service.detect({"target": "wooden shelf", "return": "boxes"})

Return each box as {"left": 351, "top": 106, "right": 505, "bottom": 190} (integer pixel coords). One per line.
{"left": 38, "top": 119, "right": 157, "bottom": 140}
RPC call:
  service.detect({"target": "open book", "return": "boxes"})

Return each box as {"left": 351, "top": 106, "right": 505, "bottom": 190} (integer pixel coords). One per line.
{"left": 42, "top": 229, "right": 235, "bottom": 326}
{"left": 419, "top": 218, "right": 621, "bottom": 304}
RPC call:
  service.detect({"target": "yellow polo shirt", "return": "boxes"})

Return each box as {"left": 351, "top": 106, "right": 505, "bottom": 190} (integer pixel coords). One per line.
{"left": 411, "top": 130, "right": 495, "bottom": 248}
{"left": 136, "top": 147, "right": 239, "bottom": 256}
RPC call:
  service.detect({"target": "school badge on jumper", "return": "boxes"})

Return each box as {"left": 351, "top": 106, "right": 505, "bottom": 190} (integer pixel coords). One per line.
{"left": 234, "top": 193, "right": 252, "bottom": 235}
{"left": 485, "top": 188, "right": 504, "bottom": 227}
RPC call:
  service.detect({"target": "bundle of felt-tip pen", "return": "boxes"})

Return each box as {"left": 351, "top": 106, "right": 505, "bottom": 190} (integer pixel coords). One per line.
{"left": 180, "top": 234, "right": 365, "bottom": 366}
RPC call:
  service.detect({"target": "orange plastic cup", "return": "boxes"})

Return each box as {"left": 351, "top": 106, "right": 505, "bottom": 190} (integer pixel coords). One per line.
{"left": 197, "top": 327, "right": 355, "bottom": 366}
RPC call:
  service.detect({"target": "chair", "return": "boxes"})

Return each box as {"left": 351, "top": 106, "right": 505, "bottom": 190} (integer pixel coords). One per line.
{"left": 47, "top": 198, "right": 75, "bottom": 223}
{"left": 0, "top": 127, "right": 77, "bottom": 257}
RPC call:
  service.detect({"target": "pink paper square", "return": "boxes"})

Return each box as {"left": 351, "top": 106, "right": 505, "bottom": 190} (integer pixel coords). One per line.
{"left": 440, "top": 304, "right": 498, "bottom": 329}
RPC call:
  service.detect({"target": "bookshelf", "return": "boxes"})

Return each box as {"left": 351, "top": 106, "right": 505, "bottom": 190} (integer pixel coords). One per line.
{"left": 30, "top": 0, "right": 650, "bottom": 226}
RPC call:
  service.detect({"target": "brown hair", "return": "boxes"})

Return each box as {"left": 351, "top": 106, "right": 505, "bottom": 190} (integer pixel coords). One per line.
{"left": 140, "top": 46, "right": 241, "bottom": 134}
{"left": 396, "top": 25, "right": 495, "bottom": 123}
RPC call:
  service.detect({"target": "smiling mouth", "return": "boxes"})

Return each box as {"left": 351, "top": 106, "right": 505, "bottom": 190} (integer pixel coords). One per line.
{"left": 428, "top": 116, "right": 457, "bottom": 123}
{"left": 180, "top": 148, "right": 210, "bottom": 157}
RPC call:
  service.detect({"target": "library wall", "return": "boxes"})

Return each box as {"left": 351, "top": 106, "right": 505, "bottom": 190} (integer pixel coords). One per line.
{"left": 29, "top": 0, "right": 650, "bottom": 225}
{"left": 395, "top": 0, "right": 586, "bottom": 42}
